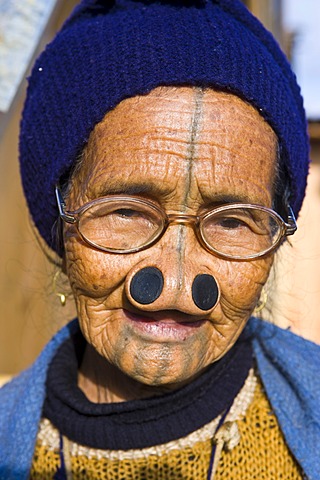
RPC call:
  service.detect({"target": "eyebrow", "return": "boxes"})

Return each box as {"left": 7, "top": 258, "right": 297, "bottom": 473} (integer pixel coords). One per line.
{"left": 96, "top": 182, "right": 170, "bottom": 198}
{"left": 95, "top": 183, "right": 260, "bottom": 206}
{"left": 202, "top": 193, "right": 255, "bottom": 206}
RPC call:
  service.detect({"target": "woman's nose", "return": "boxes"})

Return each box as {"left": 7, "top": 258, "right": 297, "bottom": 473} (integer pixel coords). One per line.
{"left": 126, "top": 265, "right": 220, "bottom": 314}
{"left": 125, "top": 223, "right": 221, "bottom": 314}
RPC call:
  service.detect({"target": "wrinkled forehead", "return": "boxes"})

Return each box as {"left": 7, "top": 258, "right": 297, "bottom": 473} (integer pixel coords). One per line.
{"left": 91, "top": 86, "right": 277, "bottom": 145}
{"left": 71, "top": 86, "right": 278, "bottom": 207}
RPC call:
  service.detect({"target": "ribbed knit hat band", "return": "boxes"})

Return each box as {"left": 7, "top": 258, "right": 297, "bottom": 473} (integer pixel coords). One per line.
{"left": 19, "top": 0, "right": 309, "bottom": 254}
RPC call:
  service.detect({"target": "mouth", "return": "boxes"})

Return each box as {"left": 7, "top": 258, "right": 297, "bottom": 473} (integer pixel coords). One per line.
{"left": 123, "top": 309, "right": 207, "bottom": 341}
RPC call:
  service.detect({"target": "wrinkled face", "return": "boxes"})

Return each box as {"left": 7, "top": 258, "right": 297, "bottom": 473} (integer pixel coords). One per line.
{"left": 64, "top": 87, "right": 277, "bottom": 388}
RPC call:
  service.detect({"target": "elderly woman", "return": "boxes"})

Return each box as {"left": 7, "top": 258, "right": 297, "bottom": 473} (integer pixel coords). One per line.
{"left": 0, "top": 0, "right": 319, "bottom": 479}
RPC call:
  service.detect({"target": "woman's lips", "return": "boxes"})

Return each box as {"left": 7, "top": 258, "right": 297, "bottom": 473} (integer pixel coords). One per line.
{"left": 123, "top": 309, "right": 206, "bottom": 341}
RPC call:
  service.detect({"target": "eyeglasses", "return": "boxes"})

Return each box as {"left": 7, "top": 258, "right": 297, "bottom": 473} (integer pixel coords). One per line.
{"left": 55, "top": 186, "right": 297, "bottom": 260}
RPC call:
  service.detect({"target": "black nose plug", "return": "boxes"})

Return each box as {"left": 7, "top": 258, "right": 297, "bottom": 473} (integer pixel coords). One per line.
{"left": 192, "top": 274, "right": 219, "bottom": 311}
{"left": 130, "top": 267, "right": 164, "bottom": 305}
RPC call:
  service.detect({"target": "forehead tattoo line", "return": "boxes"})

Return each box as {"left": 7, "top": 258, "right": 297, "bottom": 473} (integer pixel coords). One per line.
{"left": 184, "top": 87, "right": 205, "bottom": 202}
{"left": 176, "top": 87, "right": 205, "bottom": 294}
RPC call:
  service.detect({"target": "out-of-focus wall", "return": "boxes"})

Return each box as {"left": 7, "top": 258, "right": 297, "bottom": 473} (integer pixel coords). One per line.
{"left": 0, "top": 1, "right": 77, "bottom": 375}
{"left": 245, "top": 0, "right": 283, "bottom": 44}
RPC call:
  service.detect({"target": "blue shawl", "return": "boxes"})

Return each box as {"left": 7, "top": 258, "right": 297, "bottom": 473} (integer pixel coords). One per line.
{"left": 0, "top": 318, "right": 319, "bottom": 480}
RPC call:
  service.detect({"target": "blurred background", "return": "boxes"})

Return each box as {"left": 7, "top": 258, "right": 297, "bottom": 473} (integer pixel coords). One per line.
{"left": 0, "top": 0, "right": 319, "bottom": 376}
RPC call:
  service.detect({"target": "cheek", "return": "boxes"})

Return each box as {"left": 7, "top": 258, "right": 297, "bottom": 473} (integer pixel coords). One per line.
{"left": 64, "top": 235, "right": 130, "bottom": 297}
{"left": 218, "top": 258, "right": 272, "bottom": 315}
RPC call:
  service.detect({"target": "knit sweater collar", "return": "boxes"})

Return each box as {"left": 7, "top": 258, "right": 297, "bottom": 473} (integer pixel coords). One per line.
{"left": 43, "top": 329, "right": 253, "bottom": 450}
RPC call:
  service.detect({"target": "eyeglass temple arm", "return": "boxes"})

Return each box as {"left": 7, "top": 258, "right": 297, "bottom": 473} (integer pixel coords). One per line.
{"left": 55, "top": 186, "right": 77, "bottom": 224}
{"left": 285, "top": 205, "right": 297, "bottom": 236}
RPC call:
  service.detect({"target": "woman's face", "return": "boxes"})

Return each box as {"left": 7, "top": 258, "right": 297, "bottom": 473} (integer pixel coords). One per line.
{"left": 64, "top": 87, "right": 277, "bottom": 389}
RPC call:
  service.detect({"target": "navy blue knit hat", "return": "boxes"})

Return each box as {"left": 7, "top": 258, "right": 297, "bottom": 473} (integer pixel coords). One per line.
{"left": 19, "top": 0, "right": 309, "bottom": 254}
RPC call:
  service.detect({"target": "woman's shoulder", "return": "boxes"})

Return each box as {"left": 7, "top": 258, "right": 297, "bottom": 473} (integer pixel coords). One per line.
{"left": 248, "top": 317, "right": 320, "bottom": 480}
{"left": 0, "top": 374, "right": 12, "bottom": 387}
{"left": 247, "top": 316, "right": 320, "bottom": 381}
{"left": 247, "top": 316, "right": 320, "bottom": 351}
{"left": 0, "top": 320, "right": 79, "bottom": 478}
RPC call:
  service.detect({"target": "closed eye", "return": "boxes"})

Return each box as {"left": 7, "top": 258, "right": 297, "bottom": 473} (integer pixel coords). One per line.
{"left": 218, "top": 218, "right": 246, "bottom": 229}
{"left": 114, "top": 208, "right": 139, "bottom": 218}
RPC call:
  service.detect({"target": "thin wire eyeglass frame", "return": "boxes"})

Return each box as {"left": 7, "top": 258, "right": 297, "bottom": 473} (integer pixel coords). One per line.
{"left": 55, "top": 186, "right": 297, "bottom": 261}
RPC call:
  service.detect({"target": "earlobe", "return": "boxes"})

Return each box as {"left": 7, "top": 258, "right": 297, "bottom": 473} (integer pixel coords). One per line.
{"left": 61, "top": 254, "right": 67, "bottom": 275}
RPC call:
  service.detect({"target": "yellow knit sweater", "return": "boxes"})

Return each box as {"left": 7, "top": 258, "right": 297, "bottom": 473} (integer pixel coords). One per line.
{"left": 31, "top": 375, "right": 302, "bottom": 479}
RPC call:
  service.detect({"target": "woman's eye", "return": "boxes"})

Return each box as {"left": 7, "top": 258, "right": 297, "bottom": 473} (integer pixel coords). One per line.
{"left": 114, "top": 208, "right": 139, "bottom": 218}
{"left": 219, "top": 217, "right": 245, "bottom": 229}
